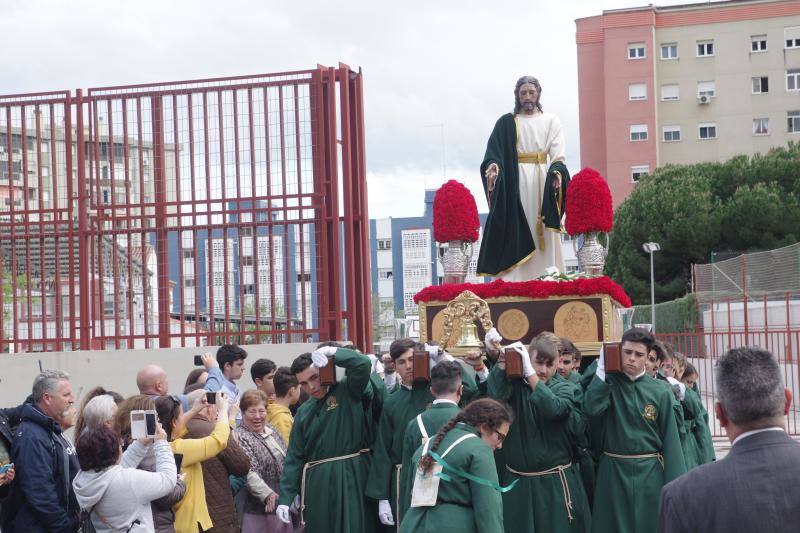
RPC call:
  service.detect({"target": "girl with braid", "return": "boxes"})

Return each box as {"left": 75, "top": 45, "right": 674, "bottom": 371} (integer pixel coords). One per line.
{"left": 399, "top": 398, "right": 512, "bottom": 533}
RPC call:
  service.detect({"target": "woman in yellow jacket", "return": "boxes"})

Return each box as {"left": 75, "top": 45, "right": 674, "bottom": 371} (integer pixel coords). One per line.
{"left": 156, "top": 391, "right": 231, "bottom": 533}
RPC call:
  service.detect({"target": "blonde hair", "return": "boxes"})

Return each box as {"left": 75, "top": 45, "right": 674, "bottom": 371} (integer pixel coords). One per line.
{"left": 240, "top": 389, "right": 269, "bottom": 413}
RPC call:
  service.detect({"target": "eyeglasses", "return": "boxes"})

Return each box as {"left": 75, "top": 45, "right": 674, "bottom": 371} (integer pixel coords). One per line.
{"left": 494, "top": 429, "right": 507, "bottom": 443}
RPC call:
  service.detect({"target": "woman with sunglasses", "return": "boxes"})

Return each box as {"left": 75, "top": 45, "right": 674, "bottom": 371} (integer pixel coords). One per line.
{"left": 400, "top": 398, "right": 511, "bottom": 533}
{"left": 155, "top": 391, "right": 231, "bottom": 533}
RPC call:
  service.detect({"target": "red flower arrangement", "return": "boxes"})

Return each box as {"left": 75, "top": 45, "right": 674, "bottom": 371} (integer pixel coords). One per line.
{"left": 432, "top": 180, "right": 480, "bottom": 243}
{"left": 565, "top": 167, "right": 613, "bottom": 235}
{"left": 414, "top": 276, "right": 632, "bottom": 307}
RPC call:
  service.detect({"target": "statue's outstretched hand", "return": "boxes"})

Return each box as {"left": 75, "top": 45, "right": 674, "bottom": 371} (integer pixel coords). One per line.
{"left": 485, "top": 163, "right": 499, "bottom": 191}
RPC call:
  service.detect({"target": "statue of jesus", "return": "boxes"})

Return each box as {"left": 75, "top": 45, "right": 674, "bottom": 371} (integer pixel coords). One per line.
{"left": 476, "top": 76, "right": 570, "bottom": 281}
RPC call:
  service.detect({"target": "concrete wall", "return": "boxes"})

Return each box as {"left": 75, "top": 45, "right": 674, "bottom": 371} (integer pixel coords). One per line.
{"left": 0, "top": 342, "right": 321, "bottom": 408}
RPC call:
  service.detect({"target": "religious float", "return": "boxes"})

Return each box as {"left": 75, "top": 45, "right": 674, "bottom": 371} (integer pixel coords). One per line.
{"left": 416, "top": 170, "right": 631, "bottom": 358}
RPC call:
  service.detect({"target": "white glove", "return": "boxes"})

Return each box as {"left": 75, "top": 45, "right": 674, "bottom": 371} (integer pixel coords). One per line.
{"left": 596, "top": 345, "right": 606, "bottom": 382}
{"left": 378, "top": 499, "right": 395, "bottom": 525}
{"left": 507, "top": 342, "right": 534, "bottom": 378}
{"left": 424, "top": 343, "right": 439, "bottom": 359}
{"left": 484, "top": 327, "right": 502, "bottom": 348}
{"left": 276, "top": 504, "right": 291, "bottom": 524}
{"left": 312, "top": 346, "right": 336, "bottom": 367}
{"left": 666, "top": 376, "right": 686, "bottom": 401}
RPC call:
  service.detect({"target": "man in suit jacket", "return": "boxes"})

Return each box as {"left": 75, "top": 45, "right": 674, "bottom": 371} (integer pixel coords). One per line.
{"left": 658, "top": 347, "right": 799, "bottom": 533}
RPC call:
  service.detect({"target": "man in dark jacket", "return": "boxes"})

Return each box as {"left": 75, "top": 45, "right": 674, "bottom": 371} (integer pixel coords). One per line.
{"left": 5, "top": 370, "right": 79, "bottom": 533}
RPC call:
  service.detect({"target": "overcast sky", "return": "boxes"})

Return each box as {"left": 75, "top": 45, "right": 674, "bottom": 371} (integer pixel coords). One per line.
{"left": 0, "top": 0, "right": 698, "bottom": 218}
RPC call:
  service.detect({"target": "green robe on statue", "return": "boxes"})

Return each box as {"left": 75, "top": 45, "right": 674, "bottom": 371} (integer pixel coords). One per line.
{"left": 366, "top": 369, "right": 478, "bottom": 528}
{"left": 278, "top": 348, "right": 376, "bottom": 533}
{"left": 400, "top": 423, "right": 504, "bottom": 533}
{"left": 488, "top": 369, "right": 591, "bottom": 533}
{"left": 584, "top": 373, "right": 686, "bottom": 533}
{"left": 398, "top": 401, "right": 461, "bottom": 523}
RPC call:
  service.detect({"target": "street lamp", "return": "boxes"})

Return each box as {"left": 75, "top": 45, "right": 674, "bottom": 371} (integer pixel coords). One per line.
{"left": 642, "top": 242, "right": 661, "bottom": 333}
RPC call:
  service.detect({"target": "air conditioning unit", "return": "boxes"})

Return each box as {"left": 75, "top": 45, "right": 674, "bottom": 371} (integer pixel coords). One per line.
{"left": 698, "top": 94, "right": 711, "bottom": 104}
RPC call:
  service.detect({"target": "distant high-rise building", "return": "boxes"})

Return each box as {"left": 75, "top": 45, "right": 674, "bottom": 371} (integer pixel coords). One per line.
{"left": 576, "top": 0, "right": 800, "bottom": 206}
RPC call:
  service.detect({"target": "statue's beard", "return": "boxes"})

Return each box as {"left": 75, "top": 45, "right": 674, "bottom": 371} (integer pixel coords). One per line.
{"left": 521, "top": 101, "right": 535, "bottom": 113}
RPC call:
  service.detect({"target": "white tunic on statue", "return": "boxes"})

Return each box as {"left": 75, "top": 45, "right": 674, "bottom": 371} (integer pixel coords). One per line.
{"left": 499, "top": 112, "right": 566, "bottom": 282}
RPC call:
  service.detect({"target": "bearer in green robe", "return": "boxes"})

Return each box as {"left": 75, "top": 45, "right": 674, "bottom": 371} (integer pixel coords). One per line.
{"left": 367, "top": 340, "right": 481, "bottom": 529}
{"left": 397, "top": 360, "right": 464, "bottom": 523}
{"left": 488, "top": 332, "right": 591, "bottom": 533}
{"left": 680, "top": 363, "right": 715, "bottom": 467}
{"left": 559, "top": 338, "right": 584, "bottom": 386}
{"left": 400, "top": 398, "right": 512, "bottom": 533}
{"left": 584, "top": 328, "right": 686, "bottom": 533}
{"left": 276, "top": 345, "right": 377, "bottom": 533}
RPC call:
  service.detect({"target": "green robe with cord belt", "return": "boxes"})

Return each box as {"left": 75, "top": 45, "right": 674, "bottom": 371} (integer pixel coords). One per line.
{"left": 584, "top": 372, "right": 686, "bottom": 533}
{"left": 477, "top": 113, "right": 570, "bottom": 276}
{"left": 488, "top": 369, "right": 591, "bottom": 533}
{"left": 277, "top": 347, "right": 376, "bottom": 533}
{"left": 399, "top": 423, "right": 504, "bottom": 533}
{"left": 398, "top": 401, "right": 461, "bottom": 523}
{"left": 681, "top": 388, "right": 715, "bottom": 469}
{"left": 366, "top": 368, "right": 478, "bottom": 528}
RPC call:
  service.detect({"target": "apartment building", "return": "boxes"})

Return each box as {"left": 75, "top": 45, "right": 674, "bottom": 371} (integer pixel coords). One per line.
{"left": 576, "top": 0, "right": 800, "bottom": 206}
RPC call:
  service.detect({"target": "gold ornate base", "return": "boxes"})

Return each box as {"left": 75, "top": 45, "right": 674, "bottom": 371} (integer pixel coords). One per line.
{"left": 420, "top": 293, "right": 624, "bottom": 355}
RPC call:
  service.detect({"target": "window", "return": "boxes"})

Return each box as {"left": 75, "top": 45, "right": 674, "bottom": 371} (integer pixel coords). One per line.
{"left": 662, "top": 125, "right": 681, "bottom": 142}
{"left": 660, "top": 43, "right": 678, "bottom": 60}
{"left": 184, "top": 278, "right": 195, "bottom": 288}
{"left": 42, "top": 191, "right": 50, "bottom": 203}
{"left": 752, "top": 76, "right": 769, "bottom": 94}
{"left": 697, "top": 40, "right": 714, "bottom": 57}
{"left": 697, "top": 81, "right": 716, "bottom": 99}
{"left": 40, "top": 142, "right": 49, "bottom": 153}
{"left": 102, "top": 189, "right": 109, "bottom": 204}
{"left": 182, "top": 249, "right": 195, "bottom": 259}
{"left": 661, "top": 84, "right": 680, "bottom": 101}
{"left": 629, "top": 83, "right": 647, "bottom": 101}
{"left": 41, "top": 166, "right": 49, "bottom": 177}
{"left": 630, "top": 124, "right": 648, "bottom": 142}
{"left": 378, "top": 268, "right": 393, "bottom": 280}
{"left": 631, "top": 166, "right": 649, "bottom": 182}
{"left": 789, "top": 111, "right": 800, "bottom": 133}
{"left": 785, "top": 27, "right": 800, "bottom": 49}
{"left": 699, "top": 123, "right": 717, "bottom": 140}
{"left": 787, "top": 69, "right": 800, "bottom": 91}
{"left": 628, "top": 42, "right": 646, "bottom": 59}
{"left": 751, "top": 35, "right": 768, "bottom": 52}
{"left": 377, "top": 238, "right": 392, "bottom": 251}
{"left": 296, "top": 273, "right": 311, "bottom": 282}
{"left": 753, "top": 118, "right": 770, "bottom": 136}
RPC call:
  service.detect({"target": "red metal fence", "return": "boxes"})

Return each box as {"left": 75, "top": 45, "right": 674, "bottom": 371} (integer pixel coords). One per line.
{"left": 0, "top": 65, "right": 372, "bottom": 353}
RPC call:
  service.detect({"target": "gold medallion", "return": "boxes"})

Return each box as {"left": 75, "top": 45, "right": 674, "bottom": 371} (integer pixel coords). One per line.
{"left": 553, "top": 301, "right": 598, "bottom": 342}
{"left": 643, "top": 403, "right": 657, "bottom": 421}
{"left": 497, "top": 309, "right": 530, "bottom": 341}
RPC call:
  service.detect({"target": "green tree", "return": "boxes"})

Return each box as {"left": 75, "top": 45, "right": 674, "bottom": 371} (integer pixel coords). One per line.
{"left": 606, "top": 143, "right": 800, "bottom": 304}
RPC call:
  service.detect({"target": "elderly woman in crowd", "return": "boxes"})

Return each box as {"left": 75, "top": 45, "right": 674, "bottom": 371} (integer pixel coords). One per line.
{"left": 156, "top": 390, "right": 231, "bottom": 533}
{"left": 115, "top": 395, "right": 187, "bottom": 533}
{"left": 74, "top": 386, "right": 124, "bottom": 437}
{"left": 77, "top": 394, "right": 118, "bottom": 437}
{"left": 73, "top": 424, "right": 177, "bottom": 532}
{"left": 235, "top": 390, "right": 292, "bottom": 533}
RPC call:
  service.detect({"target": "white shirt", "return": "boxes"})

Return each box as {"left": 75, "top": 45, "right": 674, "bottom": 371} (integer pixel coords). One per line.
{"left": 432, "top": 399, "right": 458, "bottom": 406}
{"left": 732, "top": 426, "right": 785, "bottom": 447}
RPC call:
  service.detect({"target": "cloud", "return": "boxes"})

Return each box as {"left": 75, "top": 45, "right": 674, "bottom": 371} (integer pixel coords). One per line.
{"left": 0, "top": 0, "right": 695, "bottom": 217}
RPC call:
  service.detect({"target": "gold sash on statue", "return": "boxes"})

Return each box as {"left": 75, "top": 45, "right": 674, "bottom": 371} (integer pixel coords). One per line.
{"left": 517, "top": 151, "right": 547, "bottom": 164}
{"left": 517, "top": 151, "right": 549, "bottom": 250}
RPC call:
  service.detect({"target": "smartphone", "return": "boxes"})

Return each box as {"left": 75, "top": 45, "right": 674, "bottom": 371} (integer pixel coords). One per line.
{"left": 194, "top": 355, "right": 203, "bottom": 366}
{"left": 206, "top": 391, "right": 217, "bottom": 405}
{"left": 0, "top": 463, "right": 13, "bottom": 474}
{"left": 173, "top": 453, "right": 184, "bottom": 473}
{"left": 131, "top": 410, "right": 158, "bottom": 439}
